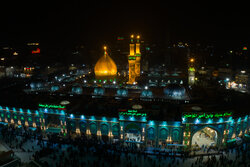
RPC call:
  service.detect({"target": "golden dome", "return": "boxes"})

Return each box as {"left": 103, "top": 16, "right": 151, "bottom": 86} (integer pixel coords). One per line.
{"left": 94, "top": 47, "right": 117, "bottom": 79}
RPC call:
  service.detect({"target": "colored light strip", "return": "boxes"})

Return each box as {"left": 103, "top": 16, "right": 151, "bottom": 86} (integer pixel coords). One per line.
{"left": 38, "top": 104, "right": 65, "bottom": 110}
{"left": 183, "top": 112, "right": 232, "bottom": 119}
{"left": 119, "top": 110, "right": 147, "bottom": 117}
{"left": 129, "top": 56, "right": 136, "bottom": 60}
{"left": 119, "top": 112, "right": 147, "bottom": 117}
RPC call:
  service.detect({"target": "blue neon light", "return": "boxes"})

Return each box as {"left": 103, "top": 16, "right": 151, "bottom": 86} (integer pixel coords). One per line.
{"left": 195, "top": 118, "right": 200, "bottom": 124}
{"left": 149, "top": 121, "right": 155, "bottom": 125}
{"left": 130, "top": 116, "right": 135, "bottom": 121}
{"left": 207, "top": 119, "right": 212, "bottom": 124}
{"left": 161, "top": 121, "right": 167, "bottom": 126}
{"left": 218, "top": 118, "right": 223, "bottom": 123}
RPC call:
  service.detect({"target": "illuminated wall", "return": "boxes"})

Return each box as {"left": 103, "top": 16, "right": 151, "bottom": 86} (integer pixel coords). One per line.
{"left": 0, "top": 105, "right": 249, "bottom": 149}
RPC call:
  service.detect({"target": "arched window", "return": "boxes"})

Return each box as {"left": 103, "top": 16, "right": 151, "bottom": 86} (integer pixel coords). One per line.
{"left": 79, "top": 122, "right": 87, "bottom": 133}
{"left": 147, "top": 127, "right": 155, "bottom": 140}
{"left": 159, "top": 128, "right": 168, "bottom": 140}
{"left": 101, "top": 124, "right": 109, "bottom": 135}
{"left": 90, "top": 123, "right": 97, "bottom": 134}
{"left": 112, "top": 125, "right": 119, "bottom": 136}
{"left": 172, "top": 129, "right": 180, "bottom": 141}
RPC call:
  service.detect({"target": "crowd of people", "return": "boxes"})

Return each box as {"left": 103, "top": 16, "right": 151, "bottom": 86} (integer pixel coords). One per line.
{"left": 0, "top": 124, "right": 249, "bottom": 167}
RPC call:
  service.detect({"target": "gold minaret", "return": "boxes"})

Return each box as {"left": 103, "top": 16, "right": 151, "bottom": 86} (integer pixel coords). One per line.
{"left": 127, "top": 35, "right": 136, "bottom": 84}
{"left": 135, "top": 35, "right": 141, "bottom": 77}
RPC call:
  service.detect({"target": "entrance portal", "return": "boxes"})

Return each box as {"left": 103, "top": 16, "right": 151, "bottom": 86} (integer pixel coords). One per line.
{"left": 124, "top": 129, "right": 141, "bottom": 142}
{"left": 192, "top": 127, "right": 218, "bottom": 148}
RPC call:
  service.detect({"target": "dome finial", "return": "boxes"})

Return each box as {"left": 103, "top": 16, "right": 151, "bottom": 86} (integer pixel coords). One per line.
{"left": 104, "top": 46, "right": 107, "bottom": 58}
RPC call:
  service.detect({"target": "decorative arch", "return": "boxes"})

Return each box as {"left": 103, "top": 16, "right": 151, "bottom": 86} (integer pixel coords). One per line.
{"left": 147, "top": 127, "right": 155, "bottom": 140}
{"left": 228, "top": 125, "right": 235, "bottom": 139}
{"left": 191, "top": 125, "right": 223, "bottom": 146}
{"left": 13, "top": 113, "right": 18, "bottom": 124}
{"left": 79, "top": 121, "right": 87, "bottom": 133}
{"left": 68, "top": 120, "right": 76, "bottom": 131}
{"left": 159, "top": 128, "right": 168, "bottom": 140}
{"left": 20, "top": 115, "right": 25, "bottom": 124}
{"left": 27, "top": 116, "right": 33, "bottom": 125}
{"left": 236, "top": 123, "right": 242, "bottom": 136}
{"left": 89, "top": 122, "right": 97, "bottom": 134}
{"left": 124, "top": 123, "right": 141, "bottom": 132}
{"left": 172, "top": 129, "right": 180, "bottom": 141}
{"left": 112, "top": 124, "right": 119, "bottom": 136}
{"left": 101, "top": 123, "right": 109, "bottom": 136}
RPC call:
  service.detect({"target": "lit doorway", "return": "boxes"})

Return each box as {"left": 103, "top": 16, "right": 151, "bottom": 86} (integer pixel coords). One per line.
{"left": 124, "top": 129, "right": 141, "bottom": 142}
{"left": 124, "top": 129, "right": 142, "bottom": 148}
{"left": 192, "top": 127, "right": 218, "bottom": 148}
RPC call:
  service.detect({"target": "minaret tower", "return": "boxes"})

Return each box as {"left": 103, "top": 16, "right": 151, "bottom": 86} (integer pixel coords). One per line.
{"left": 135, "top": 35, "right": 141, "bottom": 77}
{"left": 127, "top": 35, "right": 136, "bottom": 84}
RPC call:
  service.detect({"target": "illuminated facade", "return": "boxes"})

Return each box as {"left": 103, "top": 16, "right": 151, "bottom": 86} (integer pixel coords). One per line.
{"left": 127, "top": 35, "right": 141, "bottom": 84}
{"left": 94, "top": 46, "right": 117, "bottom": 80}
{"left": 0, "top": 104, "right": 249, "bottom": 149}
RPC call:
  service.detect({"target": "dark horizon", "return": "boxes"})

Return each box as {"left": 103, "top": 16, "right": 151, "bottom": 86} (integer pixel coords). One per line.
{"left": 1, "top": 2, "right": 249, "bottom": 59}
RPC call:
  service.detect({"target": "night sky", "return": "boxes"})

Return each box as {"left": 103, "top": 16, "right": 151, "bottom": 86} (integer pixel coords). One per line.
{"left": 1, "top": 1, "right": 249, "bottom": 54}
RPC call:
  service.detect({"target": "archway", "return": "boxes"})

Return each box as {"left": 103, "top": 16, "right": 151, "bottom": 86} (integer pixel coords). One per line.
{"left": 192, "top": 127, "right": 218, "bottom": 148}
{"left": 124, "top": 123, "right": 141, "bottom": 142}
{"left": 124, "top": 123, "right": 142, "bottom": 148}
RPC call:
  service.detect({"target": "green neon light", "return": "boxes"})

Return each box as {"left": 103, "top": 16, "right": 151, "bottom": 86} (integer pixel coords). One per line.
{"left": 117, "top": 37, "right": 124, "bottom": 40}
{"left": 188, "top": 67, "right": 195, "bottom": 72}
{"left": 136, "top": 54, "right": 141, "bottom": 57}
{"left": 119, "top": 110, "right": 147, "bottom": 117}
{"left": 183, "top": 112, "right": 232, "bottom": 119}
{"left": 129, "top": 56, "right": 136, "bottom": 60}
{"left": 128, "top": 110, "right": 137, "bottom": 113}
{"left": 38, "top": 104, "right": 65, "bottom": 109}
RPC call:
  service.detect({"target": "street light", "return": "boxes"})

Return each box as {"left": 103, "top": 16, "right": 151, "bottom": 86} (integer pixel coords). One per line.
{"left": 190, "top": 58, "right": 194, "bottom": 63}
